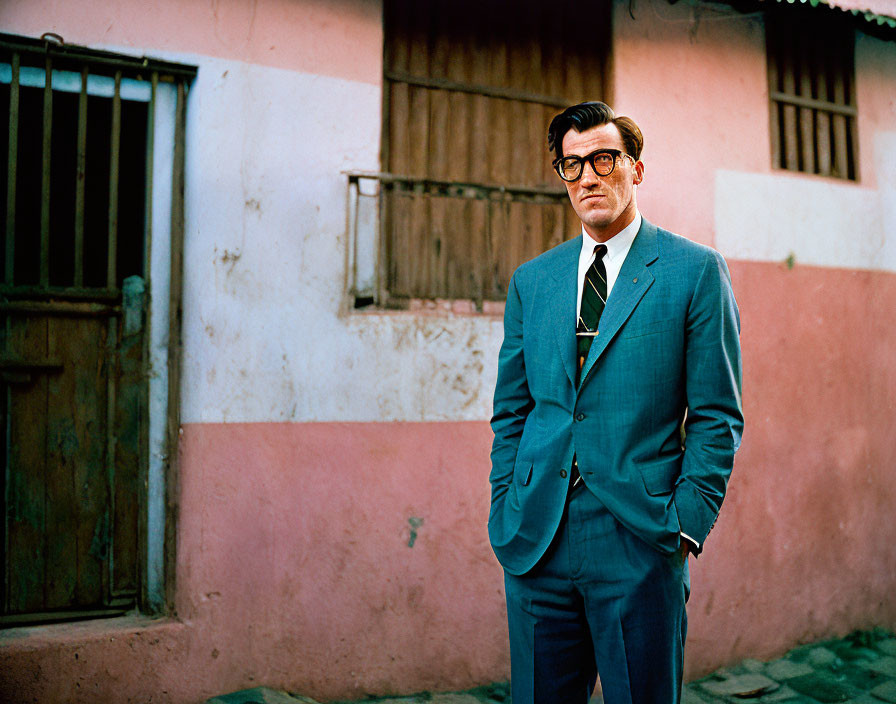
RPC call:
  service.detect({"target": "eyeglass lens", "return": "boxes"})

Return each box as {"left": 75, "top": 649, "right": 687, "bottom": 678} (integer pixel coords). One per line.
{"left": 556, "top": 150, "right": 622, "bottom": 181}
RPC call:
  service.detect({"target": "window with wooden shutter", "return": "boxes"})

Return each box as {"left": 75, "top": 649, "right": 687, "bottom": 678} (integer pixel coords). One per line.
{"left": 373, "top": 0, "right": 611, "bottom": 307}
{"left": 766, "top": 7, "right": 858, "bottom": 180}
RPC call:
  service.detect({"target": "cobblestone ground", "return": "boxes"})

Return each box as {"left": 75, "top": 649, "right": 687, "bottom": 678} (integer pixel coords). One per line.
{"left": 208, "top": 629, "right": 896, "bottom": 704}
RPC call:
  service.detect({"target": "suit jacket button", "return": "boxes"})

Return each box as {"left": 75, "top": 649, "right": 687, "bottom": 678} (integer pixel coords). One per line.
{"left": 575, "top": 413, "right": 585, "bottom": 421}
{"left": 560, "top": 469, "right": 567, "bottom": 478}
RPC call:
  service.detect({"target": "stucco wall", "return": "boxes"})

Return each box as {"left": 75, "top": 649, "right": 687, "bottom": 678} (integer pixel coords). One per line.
{"left": 1, "top": 0, "right": 895, "bottom": 702}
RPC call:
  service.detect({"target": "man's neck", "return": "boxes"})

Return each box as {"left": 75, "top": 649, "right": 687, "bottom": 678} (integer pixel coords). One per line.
{"left": 583, "top": 205, "right": 638, "bottom": 243}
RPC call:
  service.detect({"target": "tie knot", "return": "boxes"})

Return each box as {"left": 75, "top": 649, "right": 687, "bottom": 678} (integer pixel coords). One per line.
{"left": 594, "top": 244, "right": 607, "bottom": 259}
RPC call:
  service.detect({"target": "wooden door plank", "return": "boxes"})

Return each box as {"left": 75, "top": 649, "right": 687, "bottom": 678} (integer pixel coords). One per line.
{"left": 113, "top": 310, "right": 143, "bottom": 596}
{"left": 5, "top": 314, "right": 49, "bottom": 614}
{"left": 45, "top": 315, "right": 108, "bottom": 609}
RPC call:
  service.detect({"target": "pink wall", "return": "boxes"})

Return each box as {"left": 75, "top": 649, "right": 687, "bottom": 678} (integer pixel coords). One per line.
{"left": 0, "top": 0, "right": 382, "bottom": 84}
{"left": 5, "top": 310, "right": 895, "bottom": 703}
{"left": 691, "top": 260, "right": 896, "bottom": 665}
{"left": 612, "top": 0, "right": 770, "bottom": 245}
{"left": 1, "top": 423, "right": 508, "bottom": 703}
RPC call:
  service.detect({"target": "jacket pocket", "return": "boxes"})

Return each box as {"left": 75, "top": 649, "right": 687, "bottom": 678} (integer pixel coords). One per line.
{"left": 639, "top": 457, "right": 680, "bottom": 496}
{"left": 516, "top": 462, "right": 533, "bottom": 486}
{"left": 623, "top": 319, "right": 677, "bottom": 339}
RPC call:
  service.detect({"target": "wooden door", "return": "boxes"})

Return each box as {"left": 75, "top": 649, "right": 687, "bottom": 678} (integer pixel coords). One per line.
{"left": 1, "top": 289, "right": 144, "bottom": 624}
{"left": 0, "top": 37, "right": 156, "bottom": 625}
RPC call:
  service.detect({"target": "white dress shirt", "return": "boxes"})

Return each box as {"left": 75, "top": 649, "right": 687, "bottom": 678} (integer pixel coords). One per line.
{"left": 576, "top": 211, "right": 642, "bottom": 323}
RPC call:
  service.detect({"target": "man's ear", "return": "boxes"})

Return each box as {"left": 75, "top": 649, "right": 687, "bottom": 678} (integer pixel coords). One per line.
{"left": 633, "top": 160, "right": 645, "bottom": 185}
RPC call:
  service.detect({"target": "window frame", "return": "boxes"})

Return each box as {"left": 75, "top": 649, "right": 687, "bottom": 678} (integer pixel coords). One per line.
{"left": 364, "top": 0, "right": 611, "bottom": 309}
{"left": 766, "top": 7, "right": 859, "bottom": 181}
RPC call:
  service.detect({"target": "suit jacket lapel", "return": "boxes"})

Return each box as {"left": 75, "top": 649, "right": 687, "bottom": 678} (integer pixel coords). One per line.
{"left": 579, "top": 219, "right": 659, "bottom": 387}
{"left": 546, "top": 238, "right": 580, "bottom": 388}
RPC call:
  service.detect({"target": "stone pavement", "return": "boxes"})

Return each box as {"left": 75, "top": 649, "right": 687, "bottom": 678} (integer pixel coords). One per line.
{"left": 208, "top": 629, "right": 896, "bottom": 704}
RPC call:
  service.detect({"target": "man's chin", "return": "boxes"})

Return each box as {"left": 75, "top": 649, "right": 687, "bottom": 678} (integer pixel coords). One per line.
{"left": 582, "top": 215, "right": 615, "bottom": 232}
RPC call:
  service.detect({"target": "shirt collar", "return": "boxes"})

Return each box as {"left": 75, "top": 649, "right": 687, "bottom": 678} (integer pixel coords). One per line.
{"left": 580, "top": 211, "right": 642, "bottom": 261}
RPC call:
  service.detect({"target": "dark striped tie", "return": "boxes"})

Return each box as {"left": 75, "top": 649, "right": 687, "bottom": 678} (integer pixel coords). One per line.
{"left": 576, "top": 244, "right": 607, "bottom": 385}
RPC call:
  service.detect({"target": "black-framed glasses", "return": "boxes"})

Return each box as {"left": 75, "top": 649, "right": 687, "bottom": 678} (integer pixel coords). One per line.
{"left": 552, "top": 148, "right": 632, "bottom": 182}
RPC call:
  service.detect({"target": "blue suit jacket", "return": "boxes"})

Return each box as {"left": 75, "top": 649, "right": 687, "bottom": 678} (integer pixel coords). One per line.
{"left": 488, "top": 219, "right": 744, "bottom": 576}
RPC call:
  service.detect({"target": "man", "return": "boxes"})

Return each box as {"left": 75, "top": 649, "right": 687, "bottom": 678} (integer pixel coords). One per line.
{"left": 488, "top": 101, "right": 743, "bottom": 703}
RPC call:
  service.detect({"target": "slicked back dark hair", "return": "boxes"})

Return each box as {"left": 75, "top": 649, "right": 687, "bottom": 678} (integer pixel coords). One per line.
{"left": 547, "top": 101, "right": 644, "bottom": 161}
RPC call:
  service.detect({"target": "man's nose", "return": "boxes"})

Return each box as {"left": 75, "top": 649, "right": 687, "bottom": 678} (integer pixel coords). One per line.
{"left": 579, "top": 160, "right": 603, "bottom": 185}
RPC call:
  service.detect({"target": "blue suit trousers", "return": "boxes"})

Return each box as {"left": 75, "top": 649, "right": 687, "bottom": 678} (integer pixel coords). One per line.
{"left": 503, "top": 485, "right": 690, "bottom": 704}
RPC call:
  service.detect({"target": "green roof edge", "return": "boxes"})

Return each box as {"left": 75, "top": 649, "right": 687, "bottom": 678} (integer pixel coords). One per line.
{"left": 775, "top": 0, "right": 896, "bottom": 25}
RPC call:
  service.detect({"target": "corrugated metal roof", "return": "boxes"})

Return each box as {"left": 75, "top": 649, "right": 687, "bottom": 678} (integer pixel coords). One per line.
{"left": 772, "top": 0, "right": 896, "bottom": 27}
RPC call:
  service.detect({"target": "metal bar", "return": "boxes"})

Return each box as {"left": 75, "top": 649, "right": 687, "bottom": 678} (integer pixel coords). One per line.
{"left": 104, "top": 315, "right": 118, "bottom": 607}
{"left": 343, "top": 177, "right": 357, "bottom": 301}
{"left": 74, "top": 67, "right": 88, "bottom": 287}
{"left": 385, "top": 69, "right": 574, "bottom": 109}
{"left": 0, "top": 357, "right": 63, "bottom": 372}
{"left": 345, "top": 171, "right": 567, "bottom": 198}
{"left": 40, "top": 56, "right": 53, "bottom": 287}
{"left": 376, "top": 179, "right": 387, "bottom": 307}
{"left": 107, "top": 71, "right": 122, "bottom": 288}
{"left": 143, "top": 73, "right": 156, "bottom": 282}
{"left": 3, "top": 377, "right": 8, "bottom": 615}
{"left": 0, "top": 285, "right": 120, "bottom": 302}
{"left": 0, "top": 34, "right": 199, "bottom": 80}
{"left": 769, "top": 91, "right": 857, "bottom": 117}
{"left": 5, "top": 53, "right": 19, "bottom": 285}
{"left": 164, "top": 79, "right": 188, "bottom": 610}
{"left": 137, "top": 72, "right": 157, "bottom": 611}
{"left": 0, "top": 302, "right": 120, "bottom": 317}
{"left": 352, "top": 181, "right": 362, "bottom": 297}
{"left": 845, "top": 31, "right": 859, "bottom": 181}
{"left": 766, "top": 23, "right": 781, "bottom": 170}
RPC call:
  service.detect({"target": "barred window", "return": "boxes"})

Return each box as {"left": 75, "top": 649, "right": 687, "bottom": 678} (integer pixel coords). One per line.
{"left": 766, "top": 8, "right": 858, "bottom": 180}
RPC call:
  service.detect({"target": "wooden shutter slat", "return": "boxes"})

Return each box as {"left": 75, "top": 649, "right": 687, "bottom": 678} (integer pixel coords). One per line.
{"left": 5, "top": 316, "right": 50, "bottom": 614}
{"left": 797, "top": 34, "right": 815, "bottom": 174}
{"left": 815, "top": 51, "right": 833, "bottom": 176}
{"left": 779, "top": 33, "right": 800, "bottom": 171}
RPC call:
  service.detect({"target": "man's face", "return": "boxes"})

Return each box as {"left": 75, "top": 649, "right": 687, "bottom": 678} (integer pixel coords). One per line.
{"left": 560, "top": 123, "right": 644, "bottom": 242}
